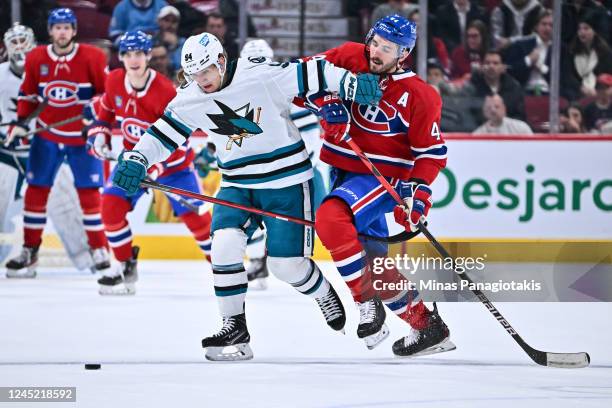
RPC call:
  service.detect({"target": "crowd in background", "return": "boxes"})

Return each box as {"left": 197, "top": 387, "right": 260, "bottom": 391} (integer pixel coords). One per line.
{"left": 1, "top": 0, "right": 611, "bottom": 134}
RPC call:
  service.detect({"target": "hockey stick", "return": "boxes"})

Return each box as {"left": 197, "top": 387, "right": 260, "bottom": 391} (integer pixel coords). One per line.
{"left": 0, "top": 97, "right": 48, "bottom": 127}
{"left": 21, "top": 114, "right": 84, "bottom": 138}
{"left": 140, "top": 179, "right": 417, "bottom": 243}
{"left": 102, "top": 150, "right": 203, "bottom": 214}
{"left": 339, "top": 126, "right": 591, "bottom": 368}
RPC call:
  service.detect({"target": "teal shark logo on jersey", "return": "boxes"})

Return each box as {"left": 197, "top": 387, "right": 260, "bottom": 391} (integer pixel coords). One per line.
{"left": 207, "top": 100, "right": 263, "bottom": 150}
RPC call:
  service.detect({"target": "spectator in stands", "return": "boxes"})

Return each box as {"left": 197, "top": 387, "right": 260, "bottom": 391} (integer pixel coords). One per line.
{"left": 203, "top": 11, "right": 238, "bottom": 61}
{"left": 490, "top": 0, "right": 543, "bottom": 50}
{"left": 450, "top": 19, "right": 490, "bottom": 81}
{"left": 88, "top": 39, "right": 114, "bottom": 65}
{"left": 584, "top": 74, "right": 612, "bottom": 133}
{"left": 371, "top": 0, "right": 419, "bottom": 26}
{"left": 435, "top": 0, "right": 488, "bottom": 53}
{"left": 149, "top": 42, "right": 173, "bottom": 79}
{"left": 463, "top": 50, "right": 526, "bottom": 120}
{"left": 427, "top": 60, "right": 458, "bottom": 96}
{"left": 219, "top": 0, "right": 258, "bottom": 40}
{"left": 153, "top": 5, "right": 185, "bottom": 74}
{"left": 403, "top": 9, "right": 450, "bottom": 73}
{"left": 166, "top": 0, "right": 205, "bottom": 38}
{"left": 473, "top": 94, "right": 533, "bottom": 134}
{"left": 560, "top": 103, "right": 587, "bottom": 133}
{"left": 562, "top": 0, "right": 610, "bottom": 46}
{"left": 503, "top": 9, "right": 578, "bottom": 100}
{"left": 109, "top": 0, "right": 168, "bottom": 45}
{"left": 567, "top": 12, "right": 612, "bottom": 99}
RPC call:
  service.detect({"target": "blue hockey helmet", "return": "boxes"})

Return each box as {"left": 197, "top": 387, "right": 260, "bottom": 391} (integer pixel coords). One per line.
{"left": 366, "top": 14, "right": 417, "bottom": 56}
{"left": 118, "top": 30, "right": 153, "bottom": 55}
{"left": 47, "top": 8, "right": 77, "bottom": 30}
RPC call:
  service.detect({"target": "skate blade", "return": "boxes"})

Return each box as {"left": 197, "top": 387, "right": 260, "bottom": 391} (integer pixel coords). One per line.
{"left": 396, "top": 337, "right": 457, "bottom": 358}
{"left": 205, "top": 343, "right": 253, "bottom": 361}
{"left": 98, "top": 283, "right": 136, "bottom": 296}
{"left": 6, "top": 268, "right": 37, "bottom": 279}
{"left": 364, "top": 323, "right": 390, "bottom": 350}
{"left": 249, "top": 278, "right": 268, "bottom": 291}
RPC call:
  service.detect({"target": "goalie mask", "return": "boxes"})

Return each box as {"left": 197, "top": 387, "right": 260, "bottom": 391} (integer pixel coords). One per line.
{"left": 3, "top": 23, "right": 36, "bottom": 69}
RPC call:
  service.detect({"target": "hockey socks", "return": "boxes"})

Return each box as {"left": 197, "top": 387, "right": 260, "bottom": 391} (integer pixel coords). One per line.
{"left": 179, "top": 211, "right": 212, "bottom": 262}
{"left": 77, "top": 188, "right": 107, "bottom": 249}
{"left": 101, "top": 194, "right": 133, "bottom": 262}
{"left": 23, "top": 185, "right": 50, "bottom": 248}
{"left": 315, "top": 198, "right": 374, "bottom": 302}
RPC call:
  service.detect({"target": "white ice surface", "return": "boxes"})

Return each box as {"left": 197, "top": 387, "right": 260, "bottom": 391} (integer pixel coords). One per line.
{"left": 0, "top": 261, "right": 610, "bottom": 408}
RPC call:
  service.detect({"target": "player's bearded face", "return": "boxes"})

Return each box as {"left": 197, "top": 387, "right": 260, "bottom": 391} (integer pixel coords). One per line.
{"left": 121, "top": 50, "right": 149, "bottom": 77}
{"left": 49, "top": 24, "right": 76, "bottom": 50}
{"left": 367, "top": 35, "right": 403, "bottom": 74}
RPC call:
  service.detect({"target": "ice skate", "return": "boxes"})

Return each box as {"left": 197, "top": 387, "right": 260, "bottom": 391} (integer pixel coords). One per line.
{"left": 98, "top": 246, "right": 139, "bottom": 295}
{"left": 202, "top": 313, "right": 253, "bottom": 361}
{"left": 5, "top": 246, "right": 38, "bottom": 278}
{"left": 91, "top": 247, "right": 111, "bottom": 274}
{"left": 392, "top": 302, "right": 456, "bottom": 357}
{"left": 315, "top": 285, "right": 346, "bottom": 332}
{"left": 246, "top": 256, "right": 268, "bottom": 290}
{"left": 357, "top": 296, "right": 389, "bottom": 349}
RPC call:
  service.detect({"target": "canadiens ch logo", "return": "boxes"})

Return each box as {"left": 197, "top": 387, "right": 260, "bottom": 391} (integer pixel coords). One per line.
{"left": 43, "top": 81, "right": 79, "bottom": 107}
{"left": 121, "top": 117, "right": 150, "bottom": 144}
{"left": 207, "top": 100, "right": 263, "bottom": 150}
{"left": 350, "top": 100, "right": 408, "bottom": 135}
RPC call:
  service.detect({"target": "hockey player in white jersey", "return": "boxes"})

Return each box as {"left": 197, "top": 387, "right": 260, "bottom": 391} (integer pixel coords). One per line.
{"left": 0, "top": 23, "right": 94, "bottom": 275}
{"left": 234, "top": 39, "right": 329, "bottom": 290}
{"left": 112, "top": 32, "right": 382, "bottom": 361}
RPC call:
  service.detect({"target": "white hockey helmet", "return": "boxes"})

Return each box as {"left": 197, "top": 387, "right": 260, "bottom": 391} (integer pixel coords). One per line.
{"left": 3, "top": 23, "right": 36, "bottom": 68}
{"left": 181, "top": 32, "right": 225, "bottom": 76}
{"left": 240, "top": 39, "right": 274, "bottom": 59}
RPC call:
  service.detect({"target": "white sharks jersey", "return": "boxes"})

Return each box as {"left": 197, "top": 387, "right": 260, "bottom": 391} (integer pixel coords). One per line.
{"left": 135, "top": 56, "right": 353, "bottom": 189}
{"left": 0, "top": 62, "right": 24, "bottom": 135}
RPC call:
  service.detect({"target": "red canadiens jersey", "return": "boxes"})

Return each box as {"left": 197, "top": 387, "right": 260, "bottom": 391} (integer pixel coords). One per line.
{"left": 18, "top": 44, "right": 107, "bottom": 145}
{"left": 94, "top": 68, "right": 194, "bottom": 177}
{"left": 317, "top": 42, "right": 447, "bottom": 184}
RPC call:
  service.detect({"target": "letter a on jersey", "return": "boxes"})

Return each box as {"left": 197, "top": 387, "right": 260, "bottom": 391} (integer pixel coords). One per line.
{"left": 397, "top": 92, "right": 409, "bottom": 107}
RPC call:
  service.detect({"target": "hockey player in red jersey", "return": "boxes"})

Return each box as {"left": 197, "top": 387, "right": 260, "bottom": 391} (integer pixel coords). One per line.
{"left": 4, "top": 8, "right": 110, "bottom": 277}
{"left": 87, "top": 31, "right": 212, "bottom": 295}
{"left": 312, "top": 15, "right": 456, "bottom": 356}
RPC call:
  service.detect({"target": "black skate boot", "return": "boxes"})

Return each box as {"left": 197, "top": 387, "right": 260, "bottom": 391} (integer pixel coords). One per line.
{"left": 202, "top": 313, "right": 253, "bottom": 361}
{"left": 315, "top": 285, "right": 346, "bottom": 332}
{"left": 357, "top": 295, "right": 389, "bottom": 349}
{"left": 392, "top": 302, "right": 456, "bottom": 357}
{"left": 98, "top": 246, "right": 139, "bottom": 295}
{"left": 6, "top": 246, "right": 39, "bottom": 278}
{"left": 246, "top": 256, "right": 268, "bottom": 290}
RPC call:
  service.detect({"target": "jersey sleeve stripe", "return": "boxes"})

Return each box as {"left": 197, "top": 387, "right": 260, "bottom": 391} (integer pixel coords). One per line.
{"left": 297, "top": 62, "right": 309, "bottom": 96}
{"left": 147, "top": 125, "right": 179, "bottom": 151}
{"left": 411, "top": 145, "right": 448, "bottom": 159}
{"left": 316, "top": 60, "right": 327, "bottom": 91}
{"left": 160, "top": 113, "right": 191, "bottom": 138}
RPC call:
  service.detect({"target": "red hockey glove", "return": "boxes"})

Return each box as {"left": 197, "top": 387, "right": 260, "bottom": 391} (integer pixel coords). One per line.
{"left": 393, "top": 181, "right": 433, "bottom": 232}
{"left": 308, "top": 94, "right": 350, "bottom": 143}
{"left": 86, "top": 122, "right": 112, "bottom": 160}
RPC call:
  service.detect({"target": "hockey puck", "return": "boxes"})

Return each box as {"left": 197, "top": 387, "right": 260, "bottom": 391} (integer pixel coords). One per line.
{"left": 84, "top": 364, "right": 101, "bottom": 370}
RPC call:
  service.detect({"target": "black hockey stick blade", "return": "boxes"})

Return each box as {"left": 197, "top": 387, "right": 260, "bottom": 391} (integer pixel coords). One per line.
{"left": 418, "top": 221, "right": 591, "bottom": 369}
